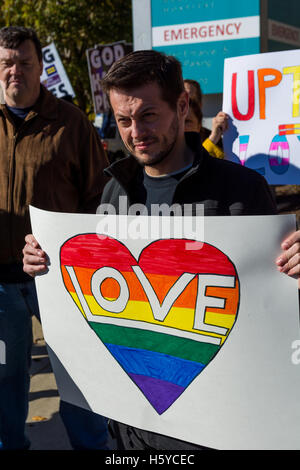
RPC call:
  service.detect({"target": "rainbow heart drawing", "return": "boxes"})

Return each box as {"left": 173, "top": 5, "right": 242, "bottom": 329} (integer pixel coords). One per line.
{"left": 60, "top": 234, "right": 240, "bottom": 414}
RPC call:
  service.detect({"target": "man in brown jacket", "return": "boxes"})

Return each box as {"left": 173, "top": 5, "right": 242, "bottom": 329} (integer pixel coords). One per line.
{"left": 0, "top": 26, "right": 109, "bottom": 450}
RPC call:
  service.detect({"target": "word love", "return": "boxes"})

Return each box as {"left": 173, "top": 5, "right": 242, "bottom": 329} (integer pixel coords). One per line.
{"left": 232, "top": 65, "right": 300, "bottom": 121}
{"left": 60, "top": 235, "right": 239, "bottom": 414}
{"left": 68, "top": 265, "right": 235, "bottom": 337}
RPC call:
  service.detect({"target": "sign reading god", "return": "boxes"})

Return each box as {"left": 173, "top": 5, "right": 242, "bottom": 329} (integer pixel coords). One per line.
{"left": 60, "top": 234, "right": 239, "bottom": 414}
{"left": 223, "top": 48, "right": 300, "bottom": 184}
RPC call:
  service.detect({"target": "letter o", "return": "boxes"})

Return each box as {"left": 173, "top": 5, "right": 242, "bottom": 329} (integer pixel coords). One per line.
{"left": 268, "top": 134, "right": 290, "bottom": 175}
{"left": 113, "top": 44, "right": 124, "bottom": 61}
{"left": 91, "top": 267, "right": 129, "bottom": 313}
{"left": 101, "top": 47, "right": 114, "bottom": 66}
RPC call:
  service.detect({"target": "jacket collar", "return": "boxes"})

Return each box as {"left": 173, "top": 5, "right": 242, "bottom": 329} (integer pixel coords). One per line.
{"left": 104, "top": 132, "right": 207, "bottom": 187}
{"left": 0, "top": 85, "right": 58, "bottom": 121}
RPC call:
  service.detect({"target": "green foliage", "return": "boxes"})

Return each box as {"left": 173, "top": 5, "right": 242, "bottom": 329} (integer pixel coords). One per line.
{"left": 0, "top": 0, "right": 133, "bottom": 115}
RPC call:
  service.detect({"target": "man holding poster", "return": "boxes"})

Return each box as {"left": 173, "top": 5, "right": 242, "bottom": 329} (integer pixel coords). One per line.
{"left": 23, "top": 50, "right": 299, "bottom": 450}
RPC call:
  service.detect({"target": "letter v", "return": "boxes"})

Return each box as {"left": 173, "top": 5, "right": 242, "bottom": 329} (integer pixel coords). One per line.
{"left": 132, "top": 265, "right": 195, "bottom": 322}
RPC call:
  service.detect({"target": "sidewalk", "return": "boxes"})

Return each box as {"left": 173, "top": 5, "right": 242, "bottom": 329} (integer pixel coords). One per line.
{"left": 26, "top": 316, "right": 72, "bottom": 450}
{"left": 26, "top": 316, "right": 117, "bottom": 451}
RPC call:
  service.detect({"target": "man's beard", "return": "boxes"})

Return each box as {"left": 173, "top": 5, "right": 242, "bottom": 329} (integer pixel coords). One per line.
{"left": 131, "top": 115, "right": 179, "bottom": 168}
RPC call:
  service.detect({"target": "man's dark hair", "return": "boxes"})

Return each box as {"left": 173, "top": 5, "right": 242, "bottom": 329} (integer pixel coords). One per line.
{"left": 184, "top": 79, "right": 203, "bottom": 106}
{"left": 0, "top": 26, "right": 42, "bottom": 62}
{"left": 101, "top": 50, "right": 184, "bottom": 110}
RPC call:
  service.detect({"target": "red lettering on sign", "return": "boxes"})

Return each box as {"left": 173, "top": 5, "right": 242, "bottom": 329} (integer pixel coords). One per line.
{"left": 226, "top": 24, "right": 233, "bottom": 35}
{"left": 235, "top": 22, "right": 242, "bottom": 34}
{"left": 171, "top": 29, "right": 182, "bottom": 41}
{"left": 199, "top": 26, "right": 207, "bottom": 38}
{"left": 272, "top": 23, "right": 299, "bottom": 42}
{"left": 232, "top": 71, "right": 255, "bottom": 121}
{"left": 191, "top": 27, "right": 198, "bottom": 39}
{"left": 161, "top": 20, "right": 246, "bottom": 44}
{"left": 216, "top": 24, "right": 225, "bottom": 35}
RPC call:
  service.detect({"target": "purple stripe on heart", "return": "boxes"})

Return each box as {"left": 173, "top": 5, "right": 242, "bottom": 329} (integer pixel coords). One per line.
{"left": 129, "top": 373, "right": 185, "bottom": 415}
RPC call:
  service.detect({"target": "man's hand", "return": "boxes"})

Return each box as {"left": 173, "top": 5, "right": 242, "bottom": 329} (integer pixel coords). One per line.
{"left": 276, "top": 230, "right": 300, "bottom": 288}
{"left": 208, "top": 111, "right": 228, "bottom": 145}
{"left": 23, "top": 234, "right": 48, "bottom": 277}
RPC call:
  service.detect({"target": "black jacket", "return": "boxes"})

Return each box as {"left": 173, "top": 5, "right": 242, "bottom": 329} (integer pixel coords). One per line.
{"left": 100, "top": 132, "right": 278, "bottom": 451}
{"left": 100, "top": 133, "right": 277, "bottom": 216}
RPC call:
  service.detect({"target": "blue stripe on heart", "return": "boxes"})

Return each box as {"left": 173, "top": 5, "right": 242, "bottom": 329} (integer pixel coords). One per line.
{"left": 104, "top": 343, "right": 205, "bottom": 387}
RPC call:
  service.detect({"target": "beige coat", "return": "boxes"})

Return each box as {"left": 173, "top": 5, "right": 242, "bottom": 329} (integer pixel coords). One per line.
{"left": 0, "top": 86, "right": 108, "bottom": 264}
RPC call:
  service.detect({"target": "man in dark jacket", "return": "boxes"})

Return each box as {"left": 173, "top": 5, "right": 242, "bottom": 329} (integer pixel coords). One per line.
{"left": 0, "top": 26, "right": 109, "bottom": 450}
{"left": 99, "top": 50, "right": 276, "bottom": 218}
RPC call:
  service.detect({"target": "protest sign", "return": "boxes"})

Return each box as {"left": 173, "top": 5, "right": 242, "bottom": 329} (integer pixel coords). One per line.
{"left": 41, "top": 42, "right": 75, "bottom": 99}
{"left": 30, "top": 206, "right": 300, "bottom": 449}
{"left": 86, "top": 41, "right": 132, "bottom": 115}
{"left": 223, "top": 48, "right": 300, "bottom": 184}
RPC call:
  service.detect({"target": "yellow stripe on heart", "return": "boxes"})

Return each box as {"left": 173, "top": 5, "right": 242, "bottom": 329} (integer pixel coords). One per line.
{"left": 69, "top": 291, "right": 236, "bottom": 344}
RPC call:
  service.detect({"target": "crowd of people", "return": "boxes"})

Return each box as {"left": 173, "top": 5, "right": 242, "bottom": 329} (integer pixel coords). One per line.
{"left": 0, "top": 25, "right": 299, "bottom": 451}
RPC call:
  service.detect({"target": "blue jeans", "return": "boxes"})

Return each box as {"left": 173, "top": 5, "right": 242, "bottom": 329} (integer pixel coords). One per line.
{"left": 59, "top": 401, "right": 109, "bottom": 450}
{"left": 0, "top": 281, "right": 109, "bottom": 450}
{"left": 0, "top": 281, "right": 37, "bottom": 449}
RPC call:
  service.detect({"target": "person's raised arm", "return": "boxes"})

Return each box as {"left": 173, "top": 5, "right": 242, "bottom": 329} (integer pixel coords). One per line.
{"left": 208, "top": 111, "right": 228, "bottom": 145}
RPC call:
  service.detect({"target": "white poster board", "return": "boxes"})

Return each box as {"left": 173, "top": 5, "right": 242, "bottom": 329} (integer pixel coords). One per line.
{"left": 41, "top": 42, "right": 75, "bottom": 98}
{"left": 223, "top": 49, "right": 300, "bottom": 184}
{"left": 30, "top": 206, "right": 300, "bottom": 450}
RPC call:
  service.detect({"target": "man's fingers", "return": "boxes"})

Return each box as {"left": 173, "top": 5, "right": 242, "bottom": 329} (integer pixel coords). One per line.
{"left": 23, "top": 255, "right": 48, "bottom": 276}
{"left": 24, "top": 264, "right": 47, "bottom": 276}
{"left": 276, "top": 242, "right": 300, "bottom": 274}
{"left": 23, "top": 237, "right": 48, "bottom": 277}
{"left": 23, "top": 253, "right": 47, "bottom": 266}
{"left": 280, "top": 230, "right": 300, "bottom": 250}
{"left": 25, "top": 233, "right": 39, "bottom": 247}
{"left": 23, "top": 242, "right": 46, "bottom": 259}
{"left": 286, "top": 263, "right": 300, "bottom": 277}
